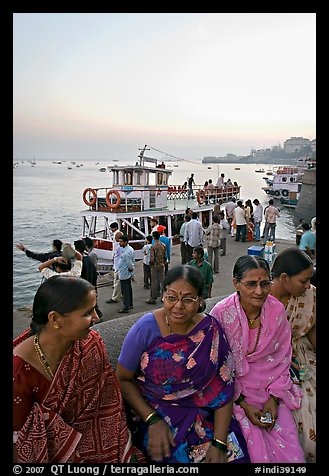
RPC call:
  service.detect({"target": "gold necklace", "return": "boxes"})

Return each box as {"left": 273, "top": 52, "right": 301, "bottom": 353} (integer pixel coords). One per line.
{"left": 247, "top": 316, "right": 259, "bottom": 325}
{"left": 247, "top": 323, "right": 262, "bottom": 355}
{"left": 165, "top": 314, "right": 173, "bottom": 334}
{"left": 34, "top": 333, "right": 54, "bottom": 380}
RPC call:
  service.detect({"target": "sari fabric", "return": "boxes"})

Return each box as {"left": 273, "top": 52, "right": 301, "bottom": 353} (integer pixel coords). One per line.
{"left": 14, "top": 329, "right": 145, "bottom": 463}
{"left": 286, "top": 285, "right": 316, "bottom": 462}
{"left": 210, "top": 293, "right": 305, "bottom": 463}
{"left": 133, "top": 314, "right": 248, "bottom": 463}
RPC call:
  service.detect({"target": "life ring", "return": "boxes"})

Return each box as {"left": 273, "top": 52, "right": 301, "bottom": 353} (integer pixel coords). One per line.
{"left": 196, "top": 190, "right": 206, "bottom": 205}
{"left": 274, "top": 190, "right": 280, "bottom": 197}
{"left": 281, "top": 189, "right": 289, "bottom": 197}
{"left": 106, "top": 190, "right": 121, "bottom": 209}
{"left": 83, "top": 188, "right": 97, "bottom": 206}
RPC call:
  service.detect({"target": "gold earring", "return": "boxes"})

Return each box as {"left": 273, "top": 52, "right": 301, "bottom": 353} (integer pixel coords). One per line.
{"left": 54, "top": 324, "right": 59, "bottom": 330}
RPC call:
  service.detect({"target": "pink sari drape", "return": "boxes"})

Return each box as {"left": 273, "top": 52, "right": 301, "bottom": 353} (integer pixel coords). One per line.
{"left": 14, "top": 329, "right": 145, "bottom": 464}
{"left": 210, "top": 293, "right": 305, "bottom": 463}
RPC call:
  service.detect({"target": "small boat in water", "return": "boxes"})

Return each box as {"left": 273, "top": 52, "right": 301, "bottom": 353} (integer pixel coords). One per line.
{"left": 255, "top": 168, "right": 265, "bottom": 173}
{"left": 262, "top": 166, "right": 303, "bottom": 205}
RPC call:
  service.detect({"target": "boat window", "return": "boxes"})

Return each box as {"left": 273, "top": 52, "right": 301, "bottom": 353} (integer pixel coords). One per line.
{"left": 113, "top": 170, "right": 119, "bottom": 185}
{"left": 282, "top": 177, "right": 287, "bottom": 182}
{"left": 290, "top": 178, "right": 294, "bottom": 182}
{"left": 135, "top": 171, "right": 142, "bottom": 185}
{"left": 157, "top": 173, "right": 163, "bottom": 185}
{"left": 125, "top": 171, "right": 133, "bottom": 185}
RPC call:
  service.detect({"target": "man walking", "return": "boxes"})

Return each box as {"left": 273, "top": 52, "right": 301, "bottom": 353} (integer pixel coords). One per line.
{"left": 252, "top": 199, "right": 263, "bottom": 241}
{"left": 106, "top": 229, "right": 123, "bottom": 304}
{"left": 225, "top": 197, "right": 237, "bottom": 235}
{"left": 188, "top": 173, "right": 196, "bottom": 199}
{"left": 262, "top": 199, "right": 280, "bottom": 244}
{"left": 146, "top": 231, "right": 167, "bottom": 305}
{"left": 117, "top": 235, "right": 135, "bottom": 313}
{"left": 184, "top": 212, "right": 204, "bottom": 263}
{"left": 233, "top": 200, "right": 247, "bottom": 242}
{"left": 204, "top": 215, "right": 221, "bottom": 273}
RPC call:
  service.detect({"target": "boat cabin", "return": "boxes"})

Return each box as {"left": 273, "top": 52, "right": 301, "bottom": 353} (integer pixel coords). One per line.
{"left": 80, "top": 158, "right": 214, "bottom": 272}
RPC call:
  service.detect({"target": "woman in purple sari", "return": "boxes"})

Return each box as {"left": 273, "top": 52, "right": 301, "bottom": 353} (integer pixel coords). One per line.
{"left": 116, "top": 265, "right": 250, "bottom": 463}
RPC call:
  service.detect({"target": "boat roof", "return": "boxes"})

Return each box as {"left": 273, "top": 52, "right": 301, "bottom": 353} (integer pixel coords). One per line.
{"left": 108, "top": 164, "right": 172, "bottom": 175}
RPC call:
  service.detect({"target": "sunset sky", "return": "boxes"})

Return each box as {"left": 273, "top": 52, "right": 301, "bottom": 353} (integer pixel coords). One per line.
{"left": 13, "top": 13, "right": 316, "bottom": 161}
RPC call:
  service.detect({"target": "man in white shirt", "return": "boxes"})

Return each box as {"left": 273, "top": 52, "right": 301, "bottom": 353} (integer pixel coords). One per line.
{"left": 106, "top": 229, "right": 123, "bottom": 304}
{"left": 233, "top": 200, "right": 247, "bottom": 242}
{"left": 184, "top": 212, "right": 204, "bottom": 262}
{"left": 216, "top": 173, "right": 225, "bottom": 188}
{"left": 225, "top": 197, "right": 237, "bottom": 235}
{"left": 252, "top": 199, "right": 263, "bottom": 241}
{"left": 38, "top": 250, "right": 83, "bottom": 278}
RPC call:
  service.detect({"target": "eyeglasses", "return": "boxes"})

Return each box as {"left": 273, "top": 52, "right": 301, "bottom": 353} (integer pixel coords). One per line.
{"left": 238, "top": 280, "right": 272, "bottom": 290}
{"left": 164, "top": 294, "right": 198, "bottom": 306}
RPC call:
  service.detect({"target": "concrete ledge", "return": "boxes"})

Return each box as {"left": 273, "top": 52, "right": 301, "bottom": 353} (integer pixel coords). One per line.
{"left": 93, "top": 295, "right": 227, "bottom": 367}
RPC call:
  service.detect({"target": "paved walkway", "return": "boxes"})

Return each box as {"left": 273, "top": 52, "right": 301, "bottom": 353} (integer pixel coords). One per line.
{"left": 13, "top": 238, "right": 296, "bottom": 339}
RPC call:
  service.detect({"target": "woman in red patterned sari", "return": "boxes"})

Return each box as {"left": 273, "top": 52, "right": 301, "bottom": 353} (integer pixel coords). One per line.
{"left": 13, "top": 275, "right": 145, "bottom": 464}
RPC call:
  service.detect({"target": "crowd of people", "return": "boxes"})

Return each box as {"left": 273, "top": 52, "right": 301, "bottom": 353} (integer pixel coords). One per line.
{"left": 14, "top": 200, "right": 316, "bottom": 464}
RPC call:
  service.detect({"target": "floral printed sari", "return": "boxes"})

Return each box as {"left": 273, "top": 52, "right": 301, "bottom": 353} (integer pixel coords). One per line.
{"left": 132, "top": 314, "right": 249, "bottom": 463}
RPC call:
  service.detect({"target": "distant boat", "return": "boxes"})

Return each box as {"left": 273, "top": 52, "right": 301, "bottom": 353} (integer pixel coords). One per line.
{"left": 255, "top": 168, "right": 265, "bottom": 173}
{"left": 207, "top": 167, "right": 212, "bottom": 169}
{"left": 235, "top": 167, "right": 240, "bottom": 170}
{"left": 67, "top": 166, "right": 72, "bottom": 170}
{"left": 99, "top": 167, "right": 107, "bottom": 172}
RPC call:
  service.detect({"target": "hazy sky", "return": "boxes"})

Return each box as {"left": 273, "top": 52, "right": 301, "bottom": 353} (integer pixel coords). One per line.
{"left": 13, "top": 13, "right": 316, "bottom": 161}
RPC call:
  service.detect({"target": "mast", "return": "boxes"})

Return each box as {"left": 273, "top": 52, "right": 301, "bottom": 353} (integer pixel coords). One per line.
{"left": 138, "top": 145, "right": 150, "bottom": 166}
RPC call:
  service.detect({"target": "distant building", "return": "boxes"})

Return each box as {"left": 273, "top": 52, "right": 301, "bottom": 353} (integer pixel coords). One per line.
{"left": 284, "top": 137, "right": 311, "bottom": 153}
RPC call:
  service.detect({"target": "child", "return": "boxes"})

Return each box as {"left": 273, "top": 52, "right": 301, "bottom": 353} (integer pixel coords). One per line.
{"left": 219, "top": 211, "right": 229, "bottom": 256}
{"left": 142, "top": 235, "right": 152, "bottom": 288}
{"left": 247, "top": 221, "right": 255, "bottom": 242}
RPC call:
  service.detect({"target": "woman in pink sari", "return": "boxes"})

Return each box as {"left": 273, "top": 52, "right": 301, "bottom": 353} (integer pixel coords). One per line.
{"left": 210, "top": 255, "right": 305, "bottom": 463}
{"left": 13, "top": 275, "right": 145, "bottom": 464}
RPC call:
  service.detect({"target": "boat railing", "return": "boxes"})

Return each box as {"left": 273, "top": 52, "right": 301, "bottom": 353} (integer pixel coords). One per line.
{"left": 167, "top": 184, "right": 241, "bottom": 202}
{"left": 83, "top": 186, "right": 170, "bottom": 213}
{"left": 83, "top": 184, "right": 241, "bottom": 213}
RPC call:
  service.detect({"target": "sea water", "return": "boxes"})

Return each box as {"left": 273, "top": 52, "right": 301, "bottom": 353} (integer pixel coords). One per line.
{"left": 13, "top": 159, "right": 297, "bottom": 309}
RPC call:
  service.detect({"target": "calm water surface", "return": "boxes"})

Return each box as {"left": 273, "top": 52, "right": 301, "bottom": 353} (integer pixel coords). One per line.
{"left": 13, "top": 159, "right": 296, "bottom": 309}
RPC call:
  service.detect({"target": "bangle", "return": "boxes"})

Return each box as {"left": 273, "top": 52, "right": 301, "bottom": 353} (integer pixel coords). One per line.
{"left": 212, "top": 438, "right": 228, "bottom": 452}
{"left": 234, "top": 393, "right": 245, "bottom": 405}
{"left": 144, "top": 411, "right": 157, "bottom": 423}
{"left": 145, "top": 411, "right": 162, "bottom": 427}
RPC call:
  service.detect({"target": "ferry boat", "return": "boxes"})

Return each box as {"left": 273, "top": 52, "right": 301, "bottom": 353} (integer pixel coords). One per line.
{"left": 262, "top": 166, "right": 303, "bottom": 206}
{"left": 80, "top": 146, "right": 241, "bottom": 272}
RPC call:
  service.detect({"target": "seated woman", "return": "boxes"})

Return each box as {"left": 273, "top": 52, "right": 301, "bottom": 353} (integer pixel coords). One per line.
{"left": 13, "top": 275, "right": 145, "bottom": 464}
{"left": 210, "top": 255, "right": 305, "bottom": 463}
{"left": 116, "top": 265, "right": 250, "bottom": 464}
{"left": 271, "top": 248, "right": 316, "bottom": 463}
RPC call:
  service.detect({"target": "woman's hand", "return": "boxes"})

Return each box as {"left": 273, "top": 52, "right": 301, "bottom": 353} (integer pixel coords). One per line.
{"left": 205, "top": 445, "right": 228, "bottom": 463}
{"left": 261, "top": 396, "right": 279, "bottom": 431}
{"left": 147, "top": 419, "right": 175, "bottom": 462}
{"left": 240, "top": 401, "right": 271, "bottom": 429}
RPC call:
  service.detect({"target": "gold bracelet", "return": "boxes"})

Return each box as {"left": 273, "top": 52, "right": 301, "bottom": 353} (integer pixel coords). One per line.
{"left": 213, "top": 437, "right": 227, "bottom": 447}
{"left": 144, "top": 411, "right": 157, "bottom": 423}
